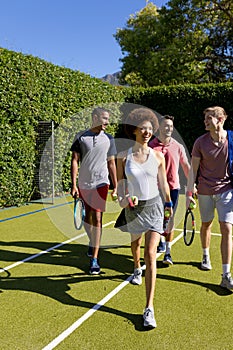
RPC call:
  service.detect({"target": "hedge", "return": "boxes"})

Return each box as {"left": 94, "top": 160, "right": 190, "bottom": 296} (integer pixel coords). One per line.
{"left": 1, "top": 47, "right": 233, "bottom": 207}
{"left": 0, "top": 48, "right": 125, "bottom": 207}
{"left": 125, "top": 83, "right": 233, "bottom": 152}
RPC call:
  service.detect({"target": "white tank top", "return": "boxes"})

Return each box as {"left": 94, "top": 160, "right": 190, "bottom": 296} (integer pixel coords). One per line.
{"left": 125, "top": 147, "right": 159, "bottom": 200}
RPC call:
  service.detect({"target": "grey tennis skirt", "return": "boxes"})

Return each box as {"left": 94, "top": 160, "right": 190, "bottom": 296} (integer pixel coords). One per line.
{"left": 125, "top": 195, "right": 164, "bottom": 234}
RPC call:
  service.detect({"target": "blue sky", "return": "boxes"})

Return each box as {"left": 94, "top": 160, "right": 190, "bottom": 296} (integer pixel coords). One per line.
{"left": 0, "top": 0, "right": 167, "bottom": 78}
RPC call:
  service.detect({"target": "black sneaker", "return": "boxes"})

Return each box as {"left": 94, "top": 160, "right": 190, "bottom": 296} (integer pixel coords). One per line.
{"left": 89, "top": 258, "right": 100, "bottom": 275}
{"left": 157, "top": 241, "right": 166, "bottom": 253}
{"left": 163, "top": 254, "right": 173, "bottom": 265}
{"left": 86, "top": 245, "right": 93, "bottom": 258}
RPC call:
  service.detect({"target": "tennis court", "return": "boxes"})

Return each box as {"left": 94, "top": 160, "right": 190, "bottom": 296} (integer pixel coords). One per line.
{"left": 0, "top": 195, "right": 232, "bottom": 350}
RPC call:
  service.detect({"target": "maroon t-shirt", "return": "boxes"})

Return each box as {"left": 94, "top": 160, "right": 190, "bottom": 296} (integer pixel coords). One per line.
{"left": 192, "top": 132, "right": 231, "bottom": 195}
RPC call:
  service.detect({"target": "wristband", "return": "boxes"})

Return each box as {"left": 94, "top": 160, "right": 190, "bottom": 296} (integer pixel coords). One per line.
{"left": 186, "top": 191, "right": 193, "bottom": 197}
{"left": 164, "top": 201, "right": 173, "bottom": 208}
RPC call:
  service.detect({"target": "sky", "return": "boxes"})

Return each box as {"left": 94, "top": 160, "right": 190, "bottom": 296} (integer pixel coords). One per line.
{"left": 0, "top": 0, "right": 167, "bottom": 78}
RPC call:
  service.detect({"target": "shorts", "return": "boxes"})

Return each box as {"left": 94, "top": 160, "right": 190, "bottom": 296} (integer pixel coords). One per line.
{"left": 125, "top": 196, "right": 164, "bottom": 235}
{"left": 170, "top": 189, "right": 179, "bottom": 212}
{"left": 198, "top": 189, "right": 233, "bottom": 224}
{"left": 78, "top": 184, "right": 109, "bottom": 212}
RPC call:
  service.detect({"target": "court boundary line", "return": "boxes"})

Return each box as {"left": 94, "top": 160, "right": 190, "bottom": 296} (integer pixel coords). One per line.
{"left": 1, "top": 226, "right": 223, "bottom": 273}
{"left": 41, "top": 231, "right": 185, "bottom": 350}
{"left": 0, "top": 219, "right": 224, "bottom": 349}
{"left": 42, "top": 229, "right": 226, "bottom": 350}
{"left": 0, "top": 201, "right": 73, "bottom": 223}
{"left": 1, "top": 221, "right": 115, "bottom": 272}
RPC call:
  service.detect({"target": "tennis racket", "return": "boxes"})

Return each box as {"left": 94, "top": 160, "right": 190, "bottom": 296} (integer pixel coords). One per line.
{"left": 183, "top": 208, "right": 195, "bottom": 246}
{"left": 0, "top": 267, "right": 10, "bottom": 278}
{"left": 74, "top": 196, "right": 86, "bottom": 230}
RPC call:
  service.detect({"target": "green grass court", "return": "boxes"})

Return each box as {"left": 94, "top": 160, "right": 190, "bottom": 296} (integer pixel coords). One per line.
{"left": 0, "top": 195, "right": 232, "bottom": 350}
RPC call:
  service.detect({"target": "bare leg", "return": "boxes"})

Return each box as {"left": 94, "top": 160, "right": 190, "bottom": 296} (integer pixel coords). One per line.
{"left": 91, "top": 211, "right": 103, "bottom": 259}
{"left": 144, "top": 231, "right": 160, "bottom": 308}
{"left": 220, "top": 221, "right": 232, "bottom": 265}
{"left": 131, "top": 234, "right": 142, "bottom": 269}
{"left": 84, "top": 208, "right": 93, "bottom": 246}
{"left": 200, "top": 221, "right": 212, "bottom": 249}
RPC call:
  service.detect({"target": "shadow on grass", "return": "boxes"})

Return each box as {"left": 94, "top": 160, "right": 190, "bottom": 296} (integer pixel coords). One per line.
{"left": 0, "top": 240, "right": 232, "bottom": 332}
{"left": 0, "top": 270, "right": 149, "bottom": 331}
{"left": 0, "top": 240, "right": 133, "bottom": 274}
{"left": 157, "top": 272, "right": 232, "bottom": 296}
{"left": 157, "top": 260, "right": 200, "bottom": 269}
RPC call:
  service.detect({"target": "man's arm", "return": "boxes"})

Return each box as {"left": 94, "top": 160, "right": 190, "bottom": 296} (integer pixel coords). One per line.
{"left": 71, "top": 151, "right": 80, "bottom": 197}
{"left": 186, "top": 156, "right": 200, "bottom": 207}
{"left": 179, "top": 145, "right": 191, "bottom": 178}
{"left": 107, "top": 156, "right": 117, "bottom": 197}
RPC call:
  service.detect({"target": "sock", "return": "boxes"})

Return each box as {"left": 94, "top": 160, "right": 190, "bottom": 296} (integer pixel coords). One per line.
{"left": 203, "top": 248, "right": 210, "bottom": 257}
{"left": 160, "top": 235, "right": 165, "bottom": 243}
{"left": 222, "top": 264, "right": 230, "bottom": 276}
{"left": 166, "top": 242, "right": 171, "bottom": 255}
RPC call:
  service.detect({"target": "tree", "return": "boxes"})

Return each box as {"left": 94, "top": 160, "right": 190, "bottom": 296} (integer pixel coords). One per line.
{"left": 114, "top": 0, "right": 233, "bottom": 86}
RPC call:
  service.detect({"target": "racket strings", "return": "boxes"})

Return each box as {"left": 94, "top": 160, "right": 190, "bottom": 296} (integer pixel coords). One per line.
{"left": 184, "top": 210, "right": 195, "bottom": 246}
{"left": 74, "top": 198, "right": 85, "bottom": 230}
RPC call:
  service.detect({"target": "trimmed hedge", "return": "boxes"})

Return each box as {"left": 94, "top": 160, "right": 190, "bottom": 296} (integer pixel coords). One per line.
{"left": 1, "top": 48, "right": 233, "bottom": 207}
{"left": 125, "top": 83, "right": 233, "bottom": 152}
{"left": 0, "top": 48, "right": 125, "bottom": 207}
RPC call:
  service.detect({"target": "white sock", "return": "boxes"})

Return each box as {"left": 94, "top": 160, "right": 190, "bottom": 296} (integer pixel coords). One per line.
{"left": 166, "top": 242, "right": 171, "bottom": 255}
{"left": 203, "top": 248, "right": 210, "bottom": 257}
{"left": 160, "top": 236, "right": 165, "bottom": 243}
{"left": 222, "top": 264, "right": 230, "bottom": 276}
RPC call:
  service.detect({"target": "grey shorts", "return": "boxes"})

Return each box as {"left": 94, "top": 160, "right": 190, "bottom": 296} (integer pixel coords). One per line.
{"left": 198, "top": 189, "right": 233, "bottom": 224}
{"left": 125, "top": 196, "right": 164, "bottom": 234}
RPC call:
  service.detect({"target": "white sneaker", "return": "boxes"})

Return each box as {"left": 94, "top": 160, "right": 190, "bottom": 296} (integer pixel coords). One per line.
{"left": 201, "top": 255, "right": 212, "bottom": 270}
{"left": 220, "top": 273, "right": 233, "bottom": 290}
{"left": 131, "top": 268, "right": 142, "bottom": 285}
{"left": 143, "top": 307, "right": 157, "bottom": 328}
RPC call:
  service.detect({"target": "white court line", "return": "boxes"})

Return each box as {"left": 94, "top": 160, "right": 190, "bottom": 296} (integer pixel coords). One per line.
{"left": 176, "top": 228, "right": 222, "bottom": 237}
{"left": 2, "top": 221, "right": 115, "bottom": 272}
{"left": 1, "top": 222, "right": 223, "bottom": 349}
{"left": 42, "top": 231, "right": 185, "bottom": 350}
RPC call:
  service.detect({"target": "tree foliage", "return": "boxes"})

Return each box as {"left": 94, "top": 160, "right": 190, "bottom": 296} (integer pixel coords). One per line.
{"left": 114, "top": 0, "right": 233, "bottom": 86}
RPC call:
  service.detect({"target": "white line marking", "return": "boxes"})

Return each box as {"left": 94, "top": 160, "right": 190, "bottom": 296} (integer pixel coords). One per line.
{"left": 2, "top": 221, "right": 115, "bottom": 272}
{"left": 176, "top": 228, "right": 223, "bottom": 237}
{"left": 0, "top": 219, "right": 224, "bottom": 349}
{"left": 41, "top": 278, "right": 132, "bottom": 350}
{"left": 42, "top": 231, "right": 185, "bottom": 350}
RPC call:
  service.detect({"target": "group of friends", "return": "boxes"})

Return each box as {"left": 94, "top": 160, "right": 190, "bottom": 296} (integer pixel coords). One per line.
{"left": 70, "top": 105, "right": 233, "bottom": 329}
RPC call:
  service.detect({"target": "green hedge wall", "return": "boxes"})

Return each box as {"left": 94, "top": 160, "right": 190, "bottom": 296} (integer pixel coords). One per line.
{"left": 125, "top": 83, "right": 233, "bottom": 152}
{"left": 0, "top": 48, "right": 125, "bottom": 207}
{"left": 1, "top": 47, "right": 233, "bottom": 207}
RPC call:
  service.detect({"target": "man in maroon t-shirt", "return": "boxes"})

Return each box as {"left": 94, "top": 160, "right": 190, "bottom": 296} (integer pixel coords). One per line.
{"left": 186, "top": 106, "right": 233, "bottom": 291}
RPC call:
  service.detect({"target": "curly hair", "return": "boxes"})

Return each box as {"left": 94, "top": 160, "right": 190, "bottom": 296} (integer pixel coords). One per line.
{"left": 124, "top": 108, "right": 159, "bottom": 140}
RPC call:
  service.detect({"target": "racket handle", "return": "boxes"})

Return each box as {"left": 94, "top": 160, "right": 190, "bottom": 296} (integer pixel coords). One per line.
{"left": 112, "top": 194, "right": 118, "bottom": 202}
{"left": 163, "top": 210, "right": 170, "bottom": 233}
{"left": 163, "top": 217, "right": 169, "bottom": 231}
{"left": 126, "top": 194, "right": 134, "bottom": 208}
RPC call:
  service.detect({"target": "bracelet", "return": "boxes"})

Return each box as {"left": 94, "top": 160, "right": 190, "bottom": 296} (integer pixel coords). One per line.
{"left": 186, "top": 191, "right": 193, "bottom": 197}
{"left": 164, "top": 201, "right": 173, "bottom": 208}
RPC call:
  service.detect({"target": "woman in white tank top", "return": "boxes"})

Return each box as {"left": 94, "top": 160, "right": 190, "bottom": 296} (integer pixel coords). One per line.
{"left": 116, "top": 108, "right": 172, "bottom": 329}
